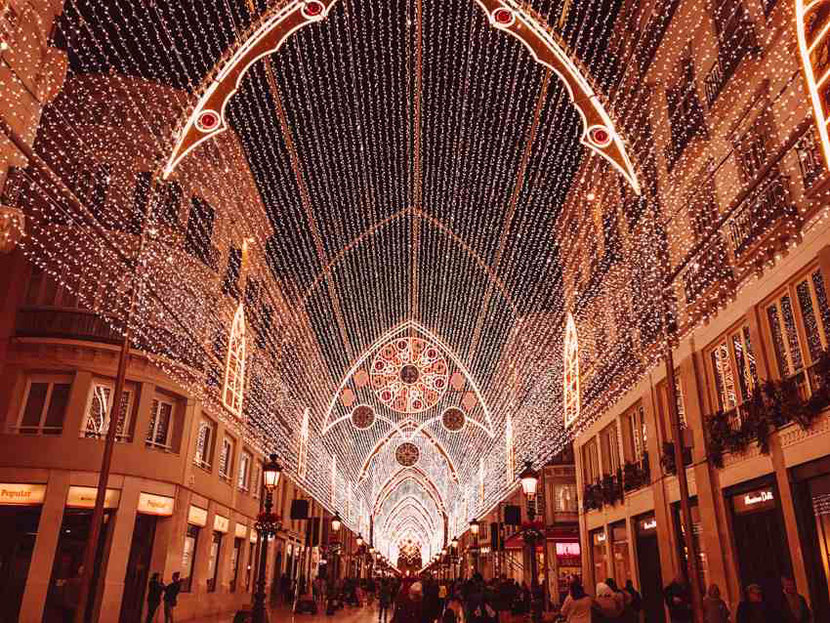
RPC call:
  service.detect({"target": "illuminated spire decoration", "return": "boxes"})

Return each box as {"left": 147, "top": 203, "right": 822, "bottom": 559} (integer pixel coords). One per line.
{"left": 563, "top": 313, "right": 580, "bottom": 429}
{"left": 223, "top": 303, "right": 246, "bottom": 417}
{"left": 298, "top": 408, "right": 310, "bottom": 480}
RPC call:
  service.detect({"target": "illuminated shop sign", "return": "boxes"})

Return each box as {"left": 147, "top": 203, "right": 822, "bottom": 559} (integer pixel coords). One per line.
{"left": 0, "top": 483, "right": 46, "bottom": 505}
{"left": 593, "top": 531, "right": 606, "bottom": 544}
{"left": 188, "top": 505, "right": 208, "bottom": 527}
{"left": 66, "top": 486, "right": 120, "bottom": 509}
{"left": 235, "top": 522, "right": 248, "bottom": 539}
{"left": 638, "top": 517, "right": 657, "bottom": 532}
{"left": 733, "top": 487, "right": 776, "bottom": 514}
{"left": 555, "top": 542, "right": 581, "bottom": 557}
{"left": 137, "top": 493, "right": 175, "bottom": 516}
{"left": 214, "top": 514, "right": 229, "bottom": 533}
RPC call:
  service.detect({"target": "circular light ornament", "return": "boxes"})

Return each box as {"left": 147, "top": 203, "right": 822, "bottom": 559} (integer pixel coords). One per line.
{"left": 441, "top": 407, "right": 466, "bottom": 432}
{"left": 351, "top": 404, "right": 376, "bottom": 430}
{"left": 371, "top": 337, "right": 448, "bottom": 413}
{"left": 395, "top": 442, "right": 421, "bottom": 467}
{"left": 302, "top": 0, "right": 325, "bottom": 18}
{"left": 588, "top": 125, "right": 612, "bottom": 148}
{"left": 195, "top": 110, "right": 220, "bottom": 132}
{"left": 492, "top": 7, "right": 515, "bottom": 27}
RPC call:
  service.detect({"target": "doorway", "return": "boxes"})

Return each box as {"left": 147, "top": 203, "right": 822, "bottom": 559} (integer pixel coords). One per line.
{"left": 634, "top": 513, "right": 664, "bottom": 623}
{"left": 119, "top": 514, "right": 158, "bottom": 623}
{"left": 0, "top": 506, "right": 42, "bottom": 621}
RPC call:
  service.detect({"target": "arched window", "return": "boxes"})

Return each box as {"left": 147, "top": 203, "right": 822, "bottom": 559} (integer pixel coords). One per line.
{"left": 563, "top": 313, "right": 580, "bottom": 428}
{"left": 223, "top": 303, "right": 246, "bottom": 416}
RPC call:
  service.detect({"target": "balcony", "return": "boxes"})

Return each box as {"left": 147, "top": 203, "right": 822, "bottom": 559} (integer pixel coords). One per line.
{"left": 16, "top": 307, "right": 122, "bottom": 344}
{"left": 726, "top": 167, "right": 797, "bottom": 259}
{"left": 704, "top": 20, "right": 757, "bottom": 108}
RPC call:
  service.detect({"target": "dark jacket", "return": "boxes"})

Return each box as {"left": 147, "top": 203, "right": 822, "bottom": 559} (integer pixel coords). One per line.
{"left": 163, "top": 579, "right": 181, "bottom": 606}
{"left": 147, "top": 578, "right": 164, "bottom": 604}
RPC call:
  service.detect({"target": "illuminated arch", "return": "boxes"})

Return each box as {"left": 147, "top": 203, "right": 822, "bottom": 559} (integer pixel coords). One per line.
{"left": 356, "top": 424, "right": 459, "bottom": 483}
{"left": 796, "top": 0, "right": 830, "bottom": 171}
{"left": 223, "top": 303, "right": 246, "bottom": 416}
{"left": 563, "top": 313, "right": 580, "bottom": 428}
{"left": 373, "top": 467, "right": 446, "bottom": 516}
{"left": 163, "top": 0, "right": 640, "bottom": 194}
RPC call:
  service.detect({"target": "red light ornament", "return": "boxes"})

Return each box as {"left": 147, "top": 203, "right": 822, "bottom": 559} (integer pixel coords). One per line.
{"left": 302, "top": 1, "right": 325, "bottom": 18}
{"left": 195, "top": 110, "right": 220, "bottom": 132}
{"left": 493, "top": 8, "right": 514, "bottom": 27}
{"left": 588, "top": 125, "right": 612, "bottom": 147}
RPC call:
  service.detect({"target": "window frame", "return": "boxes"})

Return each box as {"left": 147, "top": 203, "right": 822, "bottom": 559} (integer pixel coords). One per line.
{"left": 193, "top": 417, "right": 217, "bottom": 470}
{"left": 146, "top": 397, "right": 175, "bottom": 451}
{"left": 762, "top": 265, "right": 830, "bottom": 399}
{"left": 237, "top": 450, "right": 252, "bottom": 491}
{"left": 80, "top": 379, "right": 135, "bottom": 442}
{"left": 620, "top": 402, "right": 647, "bottom": 464}
{"left": 218, "top": 435, "right": 235, "bottom": 482}
{"left": 14, "top": 374, "right": 72, "bottom": 435}
{"left": 705, "top": 320, "right": 760, "bottom": 427}
{"left": 206, "top": 530, "right": 223, "bottom": 592}
{"left": 181, "top": 524, "right": 200, "bottom": 593}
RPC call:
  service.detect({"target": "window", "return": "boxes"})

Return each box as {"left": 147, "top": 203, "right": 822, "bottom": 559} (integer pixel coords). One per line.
{"left": 582, "top": 438, "right": 600, "bottom": 485}
{"left": 74, "top": 164, "right": 110, "bottom": 220}
{"left": 708, "top": 323, "right": 759, "bottom": 415}
{"left": 245, "top": 540, "right": 255, "bottom": 590}
{"left": 600, "top": 422, "right": 621, "bottom": 475}
{"left": 158, "top": 180, "right": 182, "bottom": 227}
{"left": 223, "top": 247, "right": 242, "bottom": 299}
{"left": 146, "top": 398, "right": 174, "bottom": 450}
{"left": 218, "top": 436, "right": 235, "bottom": 481}
{"left": 554, "top": 483, "right": 578, "bottom": 513}
{"left": 184, "top": 196, "right": 216, "bottom": 268}
{"left": 230, "top": 538, "right": 242, "bottom": 592}
{"left": 207, "top": 531, "right": 223, "bottom": 592}
{"left": 238, "top": 450, "right": 251, "bottom": 491}
{"left": 81, "top": 381, "right": 134, "bottom": 441}
{"left": 15, "top": 375, "right": 71, "bottom": 435}
{"left": 251, "top": 462, "right": 262, "bottom": 499}
{"left": 128, "top": 171, "right": 151, "bottom": 235}
{"left": 796, "top": 131, "right": 825, "bottom": 189}
{"left": 223, "top": 304, "right": 246, "bottom": 417}
{"left": 765, "top": 267, "right": 830, "bottom": 397}
{"left": 621, "top": 403, "right": 647, "bottom": 463}
{"left": 181, "top": 524, "right": 200, "bottom": 592}
{"left": 194, "top": 418, "right": 216, "bottom": 470}
{"left": 734, "top": 115, "right": 769, "bottom": 182}
{"left": 666, "top": 48, "right": 707, "bottom": 169}
{"left": 563, "top": 314, "right": 580, "bottom": 428}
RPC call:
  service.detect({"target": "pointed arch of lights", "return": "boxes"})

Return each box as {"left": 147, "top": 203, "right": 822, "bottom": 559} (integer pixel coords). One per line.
{"left": 379, "top": 496, "right": 440, "bottom": 535}
{"left": 373, "top": 467, "right": 447, "bottom": 517}
{"left": 323, "top": 320, "right": 495, "bottom": 437}
{"left": 563, "top": 313, "right": 580, "bottom": 428}
{"left": 222, "top": 303, "right": 246, "bottom": 416}
{"left": 796, "top": 0, "right": 830, "bottom": 172}
{"left": 162, "top": 0, "right": 640, "bottom": 194}
{"left": 357, "top": 423, "right": 459, "bottom": 483}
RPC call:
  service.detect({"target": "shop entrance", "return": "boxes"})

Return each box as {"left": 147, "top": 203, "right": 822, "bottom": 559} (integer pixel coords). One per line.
{"left": 634, "top": 513, "right": 664, "bottom": 623}
{"left": 792, "top": 459, "right": 830, "bottom": 621}
{"left": 44, "top": 509, "right": 114, "bottom": 623}
{"left": 0, "top": 506, "right": 42, "bottom": 621}
{"left": 728, "top": 479, "right": 791, "bottom": 598}
{"left": 119, "top": 514, "right": 158, "bottom": 623}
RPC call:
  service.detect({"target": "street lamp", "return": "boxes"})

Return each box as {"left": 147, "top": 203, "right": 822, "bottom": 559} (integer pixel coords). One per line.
{"left": 331, "top": 512, "right": 342, "bottom": 533}
{"left": 253, "top": 454, "right": 282, "bottom": 623}
{"left": 356, "top": 534, "right": 363, "bottom": 547}
{"left": 519, "top": 461, "right": 539, "bottom": 502}
{"left": 470, "top": 518, "right": 480, "bottom": 536}
{"left": 519, "top": 461, "right": 543, "bottom": 622}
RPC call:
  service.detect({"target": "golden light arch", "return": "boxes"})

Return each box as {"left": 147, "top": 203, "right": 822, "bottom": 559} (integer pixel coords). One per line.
{"left": 162, "top": 0, "right": 640, "bottom": 193}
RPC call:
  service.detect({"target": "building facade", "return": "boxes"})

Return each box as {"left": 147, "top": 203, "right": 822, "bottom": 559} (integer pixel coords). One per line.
{"left": 563, "top": 0, "right": 830, "bottom": 620}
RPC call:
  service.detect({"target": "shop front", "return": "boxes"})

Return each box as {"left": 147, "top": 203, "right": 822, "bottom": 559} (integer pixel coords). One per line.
{"left": 726, "top": 477, "right": 791, "bottom": 598}
{"left": 44, "top": 486, "right": 120, "bottom": 623}
{"left": 0, "top": 483, "right": 46, "bottom": 621}
{"left": 671, "top": 497, "right": 708, "bottom": 593}
{"left": 119, "top": 492, "right": 175, "bottom": 623}
{"left": 793, "top": 456, "right": 830, "bottom": 622}
{"left": 590, "top": 528, "right": 608, "bottom": 584}
{"left": 609, "top": 521, "right": 631, "bottom": 586}
{"left": 634, "top": 512, "right": 664, "bottom": 623}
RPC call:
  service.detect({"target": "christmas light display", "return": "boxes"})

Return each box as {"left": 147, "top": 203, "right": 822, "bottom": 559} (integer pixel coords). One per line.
{"left": 3, "top": 0, "right": 827, "bottom": 562}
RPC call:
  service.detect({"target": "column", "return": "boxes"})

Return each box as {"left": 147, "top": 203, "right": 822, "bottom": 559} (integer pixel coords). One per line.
{"left": 98, "top": 476, "right": 142, "bottom": 617}
{"left": 19, "top": 470, "right": 70, "bottom": 623}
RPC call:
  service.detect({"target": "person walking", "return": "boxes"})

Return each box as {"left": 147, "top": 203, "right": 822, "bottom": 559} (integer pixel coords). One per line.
{"left": 594, "top": 582, "right": 625, "bottom": 622}
{"left": 702, "top": 584, "right": 730, "bottom": 623}
{"left": 560, "top": 579, "right": 593, "bottom": 623}
{"left": 736, "top": 584, "right": 774, "bottom": 623}
{"left": 664, "top": 574, "right": 693, "bottom": 623}
{"left": 163, "top": 572, "right": 182, "bottom": 623}
{"left": 623, "top": 580, "right": 643, "bottom": 623}
{"left": 780, "top": 576, "right": 811, "bottom": 623}
{"left": 379, "top": 578, "right": 393, "bottom": 623}
{"left": 145, "top": 573, "right": 164, "bottom": 623}
{"left": 442, "top": 595, "right": 465, "bottom": 623}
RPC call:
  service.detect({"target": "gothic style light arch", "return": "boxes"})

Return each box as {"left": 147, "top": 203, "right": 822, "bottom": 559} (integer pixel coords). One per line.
{"left": 563, "top": 313, "right": 580, "bottom": 429}
{"left": 796, "top": 0, "right": 830, "bottom": 171}
{"left": 223, "top": 303, "right": 246, "bottom": 416}
{"left": 162, "top": 0, "right": 640, "bottom": 193}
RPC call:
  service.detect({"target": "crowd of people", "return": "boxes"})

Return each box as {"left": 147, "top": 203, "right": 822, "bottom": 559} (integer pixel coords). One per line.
{"left": 310, "top": 571, "right": 814, "bottom": 623}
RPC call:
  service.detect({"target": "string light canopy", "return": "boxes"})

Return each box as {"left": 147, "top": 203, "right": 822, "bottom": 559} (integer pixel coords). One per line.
{"left": 7, "top": 0, "right": 823, "bottom": 562}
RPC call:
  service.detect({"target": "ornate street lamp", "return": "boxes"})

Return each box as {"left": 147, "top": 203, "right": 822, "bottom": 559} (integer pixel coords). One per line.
{"left": 331, "top": 512, "right": 342, "bottom": 533}
{"left": 356, "top": 533, "right": 363, "bottom": 547}
{"left": 469, "top": 519, "right": 481, "bottom": 574}
{"left": 519, "top": 461, "right": 539, "bottom": 502}
{"left": 470, "top": 518, "right": 480, "bottom": 536}
{"left": 253, "top": 454, "right": 282, "bottom": 623}
{"left": 519, "top": 461, "right": 543, "bottom": 622}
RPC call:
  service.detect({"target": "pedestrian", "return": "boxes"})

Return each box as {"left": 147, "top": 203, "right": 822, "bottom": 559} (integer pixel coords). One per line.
{"left": 560, "top": 579, "right": 592, "bottom": 623}
{"left": 62, "top": 566, "right": 84, "bottom": 623}
{"left": 664, "top": 574, "right": 693, "bottom": 623}
{"left": 146, "top": 572, "right": 164, "bottom": 623}
{"left": 623, "top": 580, "right": 642, "bottom": 623}
{"left": 736, "top": 584, "right": 773, "bottom": 623}
{"left": 379, "top": 578, "right": 393, "bottom": 622}
{"left": 163, "top": 571, "right": 182, "bottom": 623}
{"left": 594, "top": 582, "right": 625, "bottom": 622}
{"left": 442, "top": 595, "right": 465, "bottom": 623}
{"left": 780, "top": 576, "right": 811, "bottom": 623}
{"left": 703, "top": 584, "right": 730, "bottom": 623}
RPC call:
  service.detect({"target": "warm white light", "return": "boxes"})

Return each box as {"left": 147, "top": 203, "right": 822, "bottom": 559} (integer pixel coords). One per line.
{"left": 519, "top": 462, "right": 538, "bottom": 500}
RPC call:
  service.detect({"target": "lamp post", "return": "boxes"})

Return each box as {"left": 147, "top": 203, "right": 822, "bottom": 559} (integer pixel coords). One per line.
{"left": 450, "top": 536, "right": 459, "bottom": 580}
{"left": 469, "top": 519, "right": 481, "bottom": 575}
{"left": 519, "top": 461, "right": 544, "bottom": 623}
{"left": 253, "top": 454, "right": 282, "bottom": 623}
